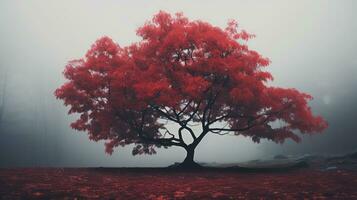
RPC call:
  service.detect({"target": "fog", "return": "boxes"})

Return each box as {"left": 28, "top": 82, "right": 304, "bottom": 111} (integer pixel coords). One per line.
{"left": 0, "top": 0, "right": 356, "bottom": 167}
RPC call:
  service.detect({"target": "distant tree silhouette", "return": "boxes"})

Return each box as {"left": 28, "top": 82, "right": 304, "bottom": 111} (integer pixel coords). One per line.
{"left": 0, "top": 68, "right": 7, "bottom": 125}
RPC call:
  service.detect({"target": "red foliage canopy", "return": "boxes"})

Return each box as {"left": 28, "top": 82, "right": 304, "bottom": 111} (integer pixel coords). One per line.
{"left": 55, "top": 11, "right": 327, "bottom": 157}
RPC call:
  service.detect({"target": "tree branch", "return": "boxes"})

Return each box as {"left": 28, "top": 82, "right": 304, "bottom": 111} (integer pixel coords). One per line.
{"left": 115, "top": 109, "right": 184, "bottom": 147}
{"left": 150, "top": 105, "right": 180, "bottom": 123}
{"left": 183, "top": 100, "right": 201, "bottom": 125}
{"left": 208, "top": 104, "right": 293, "bottom": 134}
{"left": 173, "top": 110, "right": 197, "bottom": 141}
{"left": 177, "top": 100, "right": 192, "bottom": 116}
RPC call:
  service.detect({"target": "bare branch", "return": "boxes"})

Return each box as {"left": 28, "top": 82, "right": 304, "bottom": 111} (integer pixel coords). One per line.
{"left": 172, "top": 109, "right": 197, "bottom": 141}
{"left": 150, "top": 105, "right": 180, "bottom": 123}
{"left": 184, "top": 100, "right": 201, "bottom": 125}
{"left": 207, "top": 114, "right": 230, "bottom": 125}
{"left": 208, "top": 104, "right": 293, "bottom": 134}
{"left": 177, "top": 100, "right": 192, "bottom": 116}
{"left": 211, "top": 131, "right": 231, "bottom": 135}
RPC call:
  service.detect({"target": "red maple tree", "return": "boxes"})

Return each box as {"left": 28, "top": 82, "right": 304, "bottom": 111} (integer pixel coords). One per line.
{"left": 55, "top": 11, "right": 327, "bottom": 168}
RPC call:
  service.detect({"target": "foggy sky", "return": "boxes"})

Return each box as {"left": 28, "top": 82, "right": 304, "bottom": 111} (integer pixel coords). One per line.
{"left": 0, "top": 0, "right": 356, "bottom": 167}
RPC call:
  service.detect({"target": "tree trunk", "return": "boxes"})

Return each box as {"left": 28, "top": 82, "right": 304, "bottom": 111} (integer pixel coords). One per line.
{"left": 178, "top": 145, "right": 201, "bottom": 168}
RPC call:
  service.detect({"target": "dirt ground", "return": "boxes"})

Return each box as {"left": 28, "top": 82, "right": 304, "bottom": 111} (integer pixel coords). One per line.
{"left": 0, "top": 168, "right": 357, "bottom": 199}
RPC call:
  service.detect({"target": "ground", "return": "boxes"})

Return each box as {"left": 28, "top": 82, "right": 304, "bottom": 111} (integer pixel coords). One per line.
{"left": 1, "top": 168, "right": 357, "bottom": 199}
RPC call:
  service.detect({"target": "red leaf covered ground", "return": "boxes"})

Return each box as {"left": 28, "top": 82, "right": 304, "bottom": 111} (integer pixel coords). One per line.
{"left": 0, "top": 168, "right": 357, "bottom": 199}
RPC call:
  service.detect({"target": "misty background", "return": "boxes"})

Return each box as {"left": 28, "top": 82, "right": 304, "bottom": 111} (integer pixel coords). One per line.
{"left": 0, "top": 0, "right": 356, "bottom": 167}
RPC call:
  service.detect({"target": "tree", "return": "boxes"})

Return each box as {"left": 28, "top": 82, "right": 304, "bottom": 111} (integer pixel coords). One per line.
{"left": 0, "top": 67, "right": 7, "bottom": 126}
{"left": 55, "top": 11, "right": 327, "bottom": 168}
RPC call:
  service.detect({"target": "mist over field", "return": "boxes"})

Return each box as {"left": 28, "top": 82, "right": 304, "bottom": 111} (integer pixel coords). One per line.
{"left": 0, "top": 0, "right": 356, "bottom": 167}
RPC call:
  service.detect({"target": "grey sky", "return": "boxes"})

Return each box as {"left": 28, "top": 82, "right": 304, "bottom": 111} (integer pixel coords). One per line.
{"left": 0, "top": 0, "right": 356, "bottom": 167}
